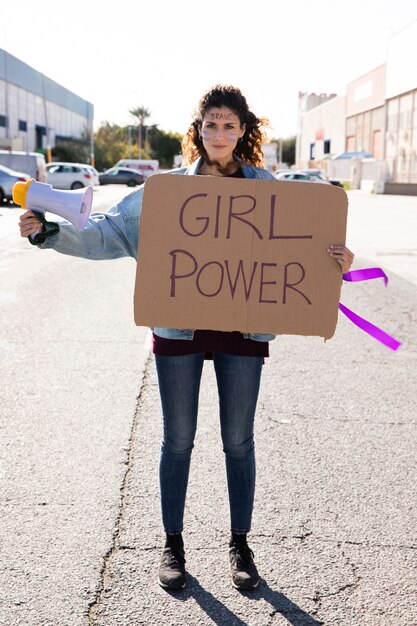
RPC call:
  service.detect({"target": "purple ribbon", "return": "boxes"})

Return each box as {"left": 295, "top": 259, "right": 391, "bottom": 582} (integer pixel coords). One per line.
{"left": 342, "top": 267, "right": 388, "bottom": 286}
{"left": 339, "top": 268, "right": 401, "bottom": 351}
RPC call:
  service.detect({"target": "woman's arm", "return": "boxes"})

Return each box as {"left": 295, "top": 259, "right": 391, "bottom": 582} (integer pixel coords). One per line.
{"left": 19, "top": 188, "right": 143, "bottom": 261}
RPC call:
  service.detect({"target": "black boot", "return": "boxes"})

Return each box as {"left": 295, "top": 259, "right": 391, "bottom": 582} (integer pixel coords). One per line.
{"left": 229, "top": 533, "right": 259, "bottom": 590}
{"left": 158, "top": 533, "right": 187, "bottom": 590}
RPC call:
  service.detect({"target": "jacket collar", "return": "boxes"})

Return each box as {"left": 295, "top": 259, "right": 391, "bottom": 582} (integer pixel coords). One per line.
{"left": 185, "top": 157, "right": 203, "bottom": 175}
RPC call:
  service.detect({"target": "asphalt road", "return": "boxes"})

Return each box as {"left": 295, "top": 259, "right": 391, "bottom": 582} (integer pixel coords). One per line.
{"left": 0, "top": 185, "right": 416, "bottom": 626}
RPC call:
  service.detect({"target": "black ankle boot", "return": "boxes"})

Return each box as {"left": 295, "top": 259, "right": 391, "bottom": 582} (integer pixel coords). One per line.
{"left": 229, "top": 533, "right": 259, "bottom": 590}
{"left": 158, "top": 533, "right": 187, "bottom": 590}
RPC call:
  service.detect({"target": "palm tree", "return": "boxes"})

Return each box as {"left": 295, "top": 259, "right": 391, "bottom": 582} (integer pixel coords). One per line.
{"left": 129, "top": 106, "right": 151, "bottom": 153}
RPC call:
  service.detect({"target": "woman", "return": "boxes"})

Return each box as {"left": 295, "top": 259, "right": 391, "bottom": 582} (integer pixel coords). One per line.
{"left": 19, "top": 85, "right": 354, "bottom": 591}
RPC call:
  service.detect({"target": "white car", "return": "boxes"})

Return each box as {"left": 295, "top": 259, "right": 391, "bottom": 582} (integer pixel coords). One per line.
{"left": 300, "top": 169, "right": 344, "bottom": 188}
{"left": 46, "top": 162, "right": 99, "bottom": 189}
{"left": 275, "top": 171, "right": 331, "bottom": 184}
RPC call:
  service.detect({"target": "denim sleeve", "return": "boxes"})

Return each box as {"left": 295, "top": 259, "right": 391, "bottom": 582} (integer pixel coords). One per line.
{"left": 38, "top": 188, "right": 142, "bottom": 260}
{"left": 259, "top": 169, "right": 277, "bottom": 180}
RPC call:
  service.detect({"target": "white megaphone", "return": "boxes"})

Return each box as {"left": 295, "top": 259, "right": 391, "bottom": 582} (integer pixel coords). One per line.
{"left": 13, "top": 178, "right": 93, "bottom": 231}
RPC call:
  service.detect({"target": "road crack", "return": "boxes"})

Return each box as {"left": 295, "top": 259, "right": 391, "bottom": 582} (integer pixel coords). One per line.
{"left": 87, "top": 354, "right": 152, "bottom": 625}
{"left": 309, "top": 539, "right": 361, "bottom": 620}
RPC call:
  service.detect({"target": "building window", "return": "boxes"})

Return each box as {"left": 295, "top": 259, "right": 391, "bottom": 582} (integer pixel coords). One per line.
{"left": 19, "top": 120, "right": 27, "bottom": 132}
{"left": 310, "top": 142, "right": 316, "bottom": 160}
{"left": 323, "top": 139, "right": 331, "bottom": 154}
{"left": 35, "top": 125, "right": 46, "bottom": 150}
{"left": 0, "top": 115, "right": 7, "bottom": 127}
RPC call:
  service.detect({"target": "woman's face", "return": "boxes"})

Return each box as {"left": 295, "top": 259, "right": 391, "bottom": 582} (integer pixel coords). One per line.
{"left": 200, "top": 107, "right": 245, "bottom": 163}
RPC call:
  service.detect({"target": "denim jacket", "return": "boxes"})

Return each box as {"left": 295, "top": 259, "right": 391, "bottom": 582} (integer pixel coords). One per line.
{"left": 40, "top": 156, "right": 277, "bottom": 342}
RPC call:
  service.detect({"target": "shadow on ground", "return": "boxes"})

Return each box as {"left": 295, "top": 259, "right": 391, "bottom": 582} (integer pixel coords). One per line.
{"left": 164, "top": 575, "right": 323, "bottom": 626}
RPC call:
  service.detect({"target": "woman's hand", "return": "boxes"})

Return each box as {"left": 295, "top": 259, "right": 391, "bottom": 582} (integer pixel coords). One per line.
{"left": 19, "top": 211, "right": 45, "bottom": 239}
{"left": 327, "top": 244, "right": 354, "bottom": 274}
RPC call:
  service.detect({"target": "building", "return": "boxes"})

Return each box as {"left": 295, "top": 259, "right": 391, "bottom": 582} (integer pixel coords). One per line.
{"left": 296, "top": 92, "right": 345, "bottom": 166}
{"left": 384, "top": 19, "right": 417, "bottom": 193}
{"left": 296, "top": 19, "right": 417, "bottom": 194}
{"left": 0, "top": 48, "right": 93, "bottom": 159}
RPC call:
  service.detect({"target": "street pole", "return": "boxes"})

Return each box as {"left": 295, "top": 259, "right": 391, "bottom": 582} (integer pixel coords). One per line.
{"left": 4, "top": 50, "right": 9, "bottom": 144}
{"left": 41, "top": 73, "right": 52, "bottom": 163}
{"left": 89, "top": 104, "right": 94, "bottom": 167}
{"left": 90, "top": 129, "right": 94, "bottom": 168}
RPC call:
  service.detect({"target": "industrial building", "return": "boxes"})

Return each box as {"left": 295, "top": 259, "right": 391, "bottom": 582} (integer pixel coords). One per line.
{"left": 296, "top": 19, "right": 417, "bottom": 194}
{"left": 0, "top": 48, "right": 93, "bottom": 158}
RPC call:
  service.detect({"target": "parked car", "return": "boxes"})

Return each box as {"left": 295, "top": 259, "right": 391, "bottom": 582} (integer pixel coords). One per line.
{"left": 0, "top": 151, "right": 47, "bottom": 182}
{"left": 275, "top": 171, "right": 332, "bottom": 184}
{"left": 99, "top": 167, "right": 145, "bottom": 187}
{"left": 300, "top": 168, "right": 344, "bottom": 188}
{"left": 88, "top": 166, "right": 100, "bottom": 185}
{"left": 0, "top": 164, "right": 30, "bottom": 203}
{"left": 46, "top": 162, "right": 99, "bottom": 189}
{"left": 333, "top": 151, "right": 373, "bottom": 159}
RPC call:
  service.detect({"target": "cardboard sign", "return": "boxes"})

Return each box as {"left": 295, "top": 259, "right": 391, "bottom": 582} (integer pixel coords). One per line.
{"left": 134, "top": 174, "right": 348, "bottom": 339}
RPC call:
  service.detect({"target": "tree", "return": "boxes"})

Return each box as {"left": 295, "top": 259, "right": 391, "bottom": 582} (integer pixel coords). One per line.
{"left": 94, "top": 122, "right": 131, "bottom": 171}
{"left": 129, "top": 106, "right": 151, "bottom": 155}
{"left": 148, "top": 127, "right": 182, "bottom": 168}
{"left": 272, "top": 135, "right": 296, "bottom": 166}
{"left": 93, "top": 121, "right": 182, "bottom": 170}
{"left": 275, "top": 136, "right": 296, "bottom": 166}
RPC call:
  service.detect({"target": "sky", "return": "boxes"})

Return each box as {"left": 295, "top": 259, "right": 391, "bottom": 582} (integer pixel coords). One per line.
{"left": 1, "top": 0, "right": 416, "bottom": 139}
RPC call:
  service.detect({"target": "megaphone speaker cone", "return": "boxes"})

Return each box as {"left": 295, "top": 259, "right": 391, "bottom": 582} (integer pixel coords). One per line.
{"left": 22, "top": 180, "right": 93, "bottom": 231}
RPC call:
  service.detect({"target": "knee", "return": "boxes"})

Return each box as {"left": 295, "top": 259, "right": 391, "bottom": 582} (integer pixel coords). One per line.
{"left": 161, "top": 436, "right": 195, "bottom": 459}
{"left": 222, "top": 435, "right": 254, "bottom": 459}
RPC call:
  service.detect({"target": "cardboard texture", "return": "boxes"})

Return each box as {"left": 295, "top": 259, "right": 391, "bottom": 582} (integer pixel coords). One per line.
{"left": 134, "top": 174, "right": 348, "bottom": 339}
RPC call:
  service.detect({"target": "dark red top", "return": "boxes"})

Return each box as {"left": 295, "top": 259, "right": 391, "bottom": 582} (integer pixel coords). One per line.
{"left": 152, "top": 167, "right": 269, "bottom": 359}
{"left": 152, "top": 330, "right": 269, "bottom": 358}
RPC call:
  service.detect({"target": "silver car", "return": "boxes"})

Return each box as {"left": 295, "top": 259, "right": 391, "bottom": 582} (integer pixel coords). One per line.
{"left": 0, "top": 164, "right": 30, "bottom": 203}
{"left": 275, "top": 171, "right": 331, "bottom": 184}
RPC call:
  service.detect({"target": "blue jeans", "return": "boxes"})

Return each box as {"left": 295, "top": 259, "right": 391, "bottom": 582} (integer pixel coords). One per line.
{"left": 155, "top": 352, "right": 263, "bottom": 534}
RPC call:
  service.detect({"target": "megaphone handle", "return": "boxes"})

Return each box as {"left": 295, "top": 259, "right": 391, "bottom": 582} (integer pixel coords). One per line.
{"left": 28, "top": 210, "right": 60, "bottom": 246}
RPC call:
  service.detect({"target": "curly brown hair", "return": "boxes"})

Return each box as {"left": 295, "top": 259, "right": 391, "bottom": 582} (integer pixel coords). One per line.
{"left": 181, "top": 85, "right": 268, "bottom": 168}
